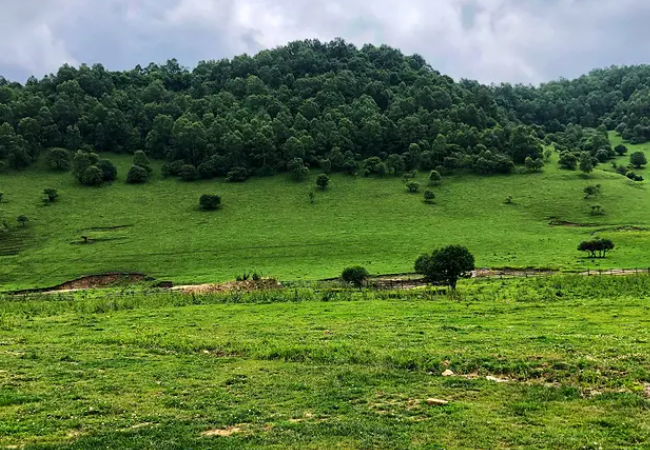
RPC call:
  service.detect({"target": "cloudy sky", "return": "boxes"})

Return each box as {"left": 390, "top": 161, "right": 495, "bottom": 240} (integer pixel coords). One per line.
{"left": 1, "top": 0, "right": 648, "bottom": 84}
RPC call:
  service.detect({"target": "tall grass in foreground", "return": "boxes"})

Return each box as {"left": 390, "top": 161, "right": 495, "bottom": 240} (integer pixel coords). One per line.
{"left": 1, "top": 275, "right": 649, "bottom": 318}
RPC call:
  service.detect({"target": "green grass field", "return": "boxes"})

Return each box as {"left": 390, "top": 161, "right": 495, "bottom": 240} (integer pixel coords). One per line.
{"left": 1, "top": 276, "right": 649, "bottom": 449}
{"left": 1, "top": 134, "right": 650, "bottom": 290}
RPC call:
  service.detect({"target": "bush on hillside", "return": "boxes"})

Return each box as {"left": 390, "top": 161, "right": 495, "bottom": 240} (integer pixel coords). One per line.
{"left": 126, "top": 165, "right": 150, "bottom": 184}
{"left": 199, "top": 194, "right": 222, "bottom": 210}
{"left": 341, "top": 266, "right": 369, "bottom": 287}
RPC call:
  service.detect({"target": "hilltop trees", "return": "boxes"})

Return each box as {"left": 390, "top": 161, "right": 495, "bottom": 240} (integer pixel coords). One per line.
{"left": 415, "top": 245, "right": 475, "bottom": 289}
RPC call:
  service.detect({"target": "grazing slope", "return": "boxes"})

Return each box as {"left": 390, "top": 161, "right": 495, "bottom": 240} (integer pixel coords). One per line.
{"left": 1, "top": 136, "right": 650, "bottom": 290}
{"left": 1, "top": 277, "right": 649, "bottom": 449}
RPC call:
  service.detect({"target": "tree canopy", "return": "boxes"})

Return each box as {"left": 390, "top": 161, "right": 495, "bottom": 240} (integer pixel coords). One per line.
{"left": 1, "top": 39, "right": 648, "bottom": 179}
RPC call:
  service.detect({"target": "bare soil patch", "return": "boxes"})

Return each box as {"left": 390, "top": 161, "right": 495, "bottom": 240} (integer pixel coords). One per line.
{"left": 201, "top": 426, "right": 241, "bottom": 437}
{"left": 173, "top": 278, "right": 282, "bottom": 294}
{"left": 9, "top": 273, "right": 149, "bottom": 295}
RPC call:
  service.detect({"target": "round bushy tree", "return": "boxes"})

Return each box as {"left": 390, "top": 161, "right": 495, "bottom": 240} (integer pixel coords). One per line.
{"left": 81, "top": 166, "right": 103, "bottom": 186}
{"left": 133, "top": 150, "right": 152, "bottom": 173}
{"left": 415, "top": 245, "right": 475, "bottom": 289}
{"left": 199, "top": 194, "right": 222, "bottom": 210}
{"left": 227, "top": 166, "right": 249, "bottom": 182}
{"left": 126, "top": 165, "right": 149, "bottom": 184}
{"left": 406, "top": 181, "right": 420, "bottom": 193}
{"left": 43, "top": 188, "right": 59, "bottom": 203}
{"left": 341, "top": 266, "right": 369, "bottom": 287}
{"left": 179, "top": 164, "right": 198, "bottom": 181}
{"left": 428, "top": 170, "right": 442, "bottom": 186}
{"left": 316, "top": 174, "right": 330, "bottom": 190}
{"left": 630, "top": 152, "right": 647, "bottom": 168}
{"left": 424, "top": 190, "right": 435, "bottom": 204}
{"left": 614, "top": 144, "right": 628, "bottom": 156}
{"left": 97, "top": 159, "right": 117, "bottom": 182}
{"left": 46, "top": 148, "right": 71, "bottom": 171}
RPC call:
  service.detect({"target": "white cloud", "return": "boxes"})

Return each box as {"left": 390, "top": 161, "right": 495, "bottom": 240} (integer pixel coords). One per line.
{"left": 1, "top": 0, "right": 650, "bottom": 83}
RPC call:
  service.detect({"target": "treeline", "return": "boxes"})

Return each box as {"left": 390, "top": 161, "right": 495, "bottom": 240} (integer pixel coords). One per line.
{"left": 0, "top": 39, "right": 646, "bottom": 179}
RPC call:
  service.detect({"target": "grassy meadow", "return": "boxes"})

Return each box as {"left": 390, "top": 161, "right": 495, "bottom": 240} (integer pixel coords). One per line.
{"left": 1, "top": 134, "right": 650, "bottom": 290}
{"left": 1, "top": 276, "right": 650, "bottom": 449}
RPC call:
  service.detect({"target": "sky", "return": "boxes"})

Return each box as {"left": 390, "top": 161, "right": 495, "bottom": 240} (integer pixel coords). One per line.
{"left": 0, "top": 0, "right": 649, "bottom": 85}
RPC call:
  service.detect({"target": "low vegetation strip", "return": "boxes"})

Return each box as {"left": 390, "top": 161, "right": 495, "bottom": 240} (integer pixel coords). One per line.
{"left": 0, "top": 276, "right": 649, "bottom": 449}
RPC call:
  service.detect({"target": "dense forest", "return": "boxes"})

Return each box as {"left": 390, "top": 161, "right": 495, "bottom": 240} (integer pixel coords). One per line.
{"left": 0, "top": 38, "right": 648, "bottom": 181}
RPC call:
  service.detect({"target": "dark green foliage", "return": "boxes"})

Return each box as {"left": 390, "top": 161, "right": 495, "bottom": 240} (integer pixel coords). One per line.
{"left": 583, "top": 184, "right": 601, "bottom": 199}
{"left": 524, "top": 156, "right": 544, "bottom": 172}
{"left": 424, "top": 190, "right": 435, "bottom": 204}
{"left": 97, "top": 159, "right": 117, "bottom": 182}
{"left": 198, "top": 161, "right": 215, "bottom": 179}
{"left": 319, "top": 159, "right": 332, "bottom": 174}
{"left": 428, "top": 170, "right": 442, "bottom": 186}
{"left": 630, "top": 152, "right": 647, "bottom": 168}
{"left": 558, "top": 151, "right": 578, "bottom": 170}
{"left": 316, "top": 174, "right": 330, "bottom": 190}
{"left": 80, "top": 166, "right": 103, "bottom": 186}
{"left": 46, "top": 148, "right": 71, "bottom": 171}
{"left": 590, "top": 205, "right": 605, "bottom": 216}
{"left": 199, "top": 194, "right": 222, "bottom": 211}
{"left": 16, "top": 215, "right": 28, "bottom": 228}
{"left": 126, "top": 165, "right": 150, "bottom": 184}
{"left": 42, "top": 188, "right": 59, "bottom": 203}
{"left": 179, "top": 164, "right": 198, "bottom": 182}
{"left": 578, "top": 238, "right": 615, "bottom": 258}
{"left": 625, "top": 171, "right": 644, "bottom": 182}
{"left": 133, "top": 150, "right": 152, "bottom": 173}
{"left": 504, "top": 196, "right": 514, "bottom": 204}
{"left": 415, "top": 245, "right": 475, "bottom": 289}
{"left": 614, "top": 144, "right": 628, "bottom": 156}
{"left": 579, "top": 152, "right": 595, "bottom": 174}
{"left": 226, "top": 166, "right": 249, "bottom": 182}
{"left": 288, "top": 158, "right": 310, "bottom": 181}
{"left": 406, "top": 181, "right": 420, "bottom": 193}
{"left": 161, "top": 160, "right": 185, "bottom": 178}
{"left": 0, "top": 192, "right": 3, "bottom": 203}
{"left": 341, "top": 266, "right": 369, "bottom": 287}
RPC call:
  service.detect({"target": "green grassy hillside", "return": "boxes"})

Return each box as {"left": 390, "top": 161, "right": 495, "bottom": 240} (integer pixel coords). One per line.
{"left": 1, "top": 277, "right": 650, "bottom": 449}
{"left": 1, "top": 136, "right": 650, "bottom": 290}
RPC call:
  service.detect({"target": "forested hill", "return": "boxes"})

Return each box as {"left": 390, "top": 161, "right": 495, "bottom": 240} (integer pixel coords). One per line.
{"left": 0, "top": 38, "right": 648, "bottom": 180}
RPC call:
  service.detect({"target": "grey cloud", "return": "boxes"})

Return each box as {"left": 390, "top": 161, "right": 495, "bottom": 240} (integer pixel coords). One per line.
{"left": 1, "top": 0, "right": 649, "bottom": 84}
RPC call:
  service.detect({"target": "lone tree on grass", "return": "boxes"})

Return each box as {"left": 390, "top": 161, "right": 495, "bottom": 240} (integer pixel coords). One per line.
{"left": 406, "top": 181, "right": 420, "bottom": 193}
{"left": 415, "top": 245, "right": 475, "bottom": 289}
{"left": 428, "top": 170, "right": 442, "bottom": 186}
{"left": 583, "top": 184, "right": 601, "bottom": 199}
{"left": 615, "top": 144, "right": 628, "bottom": 156}
{"left": 288, "top": 158, "right": 310, "bottom": 181}
{"left": 43, "top": 188, "right": 59, "bottom": 203}
{"left": 199, "top": 194, "right": 222, "bottom": 211}
{"left": 17, "top": 215, "right": 29, "bottom": 228}
{"left": 341, "top": 266, "right": 369, "bottom": 287}
{"left": 316, "top": 174, "right": 330, "bottom": 190}
{"left": 630, "top": 152, "right": 647, "bottom": 169}
{"left": 424, "top": 190, "right": 435, "bottom": 204}
{"left": 578, "top": 238, "right": 614, "bottom": 258}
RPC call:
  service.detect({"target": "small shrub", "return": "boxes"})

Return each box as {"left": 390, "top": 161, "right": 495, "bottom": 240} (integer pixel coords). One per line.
{"left": 179, "top": 164, "right": 198, "bottom": 181}
{"left": 630, "top": 152, "right": 647, "bottom": 169}
{"left": 583, "top": 184, "right": 601, "bottom": 199}
{"left": 316, "top": 174, "right": 330, "bottom": 190}
{"left": 504, "top": 196, "right": 514, "bottom": 205}
{"left": 199, "top": 194, "right": 221, "bottom": 211}
{"left": 43, "top": 188, "right": 59, "bottom": 203}
{"left": 424, "top": 190, "right": 435, "bottom": 204}
{"left": 81, "top": 166, "right": 103, "bottom": 186}
{"left": 17, "top": 215, "right": 29, "bottom": 228}
{"left": 590, "top": 205, "right": 604, "bottom": 216}
{"left": 428, "top": 170, "right": 442, "bottom": 186}
{"left": 133, "top": 150, "right": 152, "bottom": 173}
{"left": 227, "top": 166, "right": 249, "bottom": 182}
{"left": 126, "top": 165, "right": 149, "bottom": 184}
{"left": 341, "top": 266, "right": 369, "bottom": 287}
{"left": 406, "top": 181, "right": 420, "bottom": 193}
{"left": 97, "top": 159, "right": 117, "bottom": 182}
{"left": 0, "top": 192, "right": 4, "bottom": 203}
